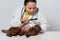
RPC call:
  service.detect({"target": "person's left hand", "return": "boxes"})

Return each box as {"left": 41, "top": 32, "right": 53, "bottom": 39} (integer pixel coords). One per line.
{"left": 22, "top": 24, "right": 31, "bottom": 32}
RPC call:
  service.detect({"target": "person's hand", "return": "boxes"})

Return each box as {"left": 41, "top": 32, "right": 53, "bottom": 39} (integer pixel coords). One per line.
{"left": 21, "top": 17, "right": 29, "bottom": 23}
{"left": 22, "top": 24, "right": 31, "bottom": 32}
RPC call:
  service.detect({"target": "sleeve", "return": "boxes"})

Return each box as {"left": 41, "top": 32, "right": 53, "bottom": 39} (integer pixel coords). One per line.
{"left": 38, "top": 10, "right": 49, "bottom": 32}
{"left": 27, "top": 15, "right": 37, "bottom": 27}
{"left": 27, "top": 10, "right": 49, "bottom": 32}
{"left": 28, "top": 21, "right": 36, "bottom": 27}
{"left": 10, "top": 8, "right": 22, "bottom": 27}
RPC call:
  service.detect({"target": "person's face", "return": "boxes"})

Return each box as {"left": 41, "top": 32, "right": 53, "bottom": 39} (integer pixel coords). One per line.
{"left": 24, "top": 2, "right": 36, "bottom": 14}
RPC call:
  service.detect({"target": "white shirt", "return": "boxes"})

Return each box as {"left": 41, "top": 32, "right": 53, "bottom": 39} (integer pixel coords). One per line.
{"left": 10, "top": 7, "right": 49, "bottom": 32}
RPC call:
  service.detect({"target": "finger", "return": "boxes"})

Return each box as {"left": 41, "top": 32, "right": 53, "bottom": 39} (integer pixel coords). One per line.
{"left": 23, "top": 27, "right": 27, "bottom": 32}
{"left": 22, "top": 27, "right": 25, "bottom": 31}
{"left": 23, "top": 27, "right": 28, "bottom": 32}
{"left": 25, "top": 21, "right": 29, "bottom": 23}
{"left": 25, "top": 28, "right": 29, "bottom": 32}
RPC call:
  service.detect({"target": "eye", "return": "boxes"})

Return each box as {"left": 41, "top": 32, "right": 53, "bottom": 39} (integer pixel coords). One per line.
{"left": 33, "top": 7, "right": 36, "bottom": 9}
{"left": 33, "top": 8, "right": 35, "bottom": 9}
{"left": 29, "top": 8, "right": 31, "bottom": 9}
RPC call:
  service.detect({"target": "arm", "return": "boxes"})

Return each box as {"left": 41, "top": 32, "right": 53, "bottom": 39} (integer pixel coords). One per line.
{"left": 37, "top": 10, "right": 49, "bottom": 32}
{"left": 28, "top": 10, "right": 49, "bottom": 32}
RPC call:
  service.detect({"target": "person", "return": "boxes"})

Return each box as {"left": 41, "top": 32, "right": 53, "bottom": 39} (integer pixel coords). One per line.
{"left": 9, "top": 0, "right": 49, "bottom": 37}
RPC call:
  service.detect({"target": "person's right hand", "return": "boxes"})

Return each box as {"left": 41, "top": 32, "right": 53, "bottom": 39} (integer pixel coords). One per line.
{"left": 20, "top": 17, "right": 29, "bottom": 23}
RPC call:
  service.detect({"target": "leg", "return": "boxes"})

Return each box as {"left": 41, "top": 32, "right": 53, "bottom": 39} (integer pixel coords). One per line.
{"left": 25, "top": 24, "right": 41, "bottom": 38}
{"left": 18, "top": 26, "right": 26, "bottom": 36}
{"left": 6, "top": 27, "right": 21, "bottom": 37}
{"left": 2, "top": 30, "right": 9, "bottom": 33}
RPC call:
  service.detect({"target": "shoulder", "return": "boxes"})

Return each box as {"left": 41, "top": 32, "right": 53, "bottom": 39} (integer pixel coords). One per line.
{"left": 38, "top": 8, "right": 43, "bottom": 14}
{"left": 12, "top": 7, "right": 24, "bottom": 17}
{"left": 37, "top": 8, "right": 44, "bottom": 16}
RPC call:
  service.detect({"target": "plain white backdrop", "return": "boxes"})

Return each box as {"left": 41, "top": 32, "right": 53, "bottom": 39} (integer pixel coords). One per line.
{"left": 0, "top": 0, "right": 60, "bottom": 31}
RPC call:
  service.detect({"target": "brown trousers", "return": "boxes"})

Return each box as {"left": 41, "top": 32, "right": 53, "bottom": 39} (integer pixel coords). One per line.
{"left": 2, "top": 24, "right": 41, "bottom": 38}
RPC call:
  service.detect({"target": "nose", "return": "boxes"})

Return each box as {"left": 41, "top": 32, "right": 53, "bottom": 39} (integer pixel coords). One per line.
{"left": 31, "top": 9, "right": 34, "bottom": 13}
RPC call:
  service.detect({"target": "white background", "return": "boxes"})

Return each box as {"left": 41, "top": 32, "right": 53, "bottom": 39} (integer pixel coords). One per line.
{"left": 0, "top": 0, "right": 60, "bottom": 31}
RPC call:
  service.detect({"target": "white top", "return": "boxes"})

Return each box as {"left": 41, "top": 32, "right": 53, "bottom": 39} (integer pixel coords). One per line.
{"left": 10, "top": 7, "right": 49, "bottom": 32}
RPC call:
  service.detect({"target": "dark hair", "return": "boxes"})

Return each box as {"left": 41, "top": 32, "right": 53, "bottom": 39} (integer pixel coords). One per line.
{"left": 24, "top": 0, "right": 37, "bottom": 6}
